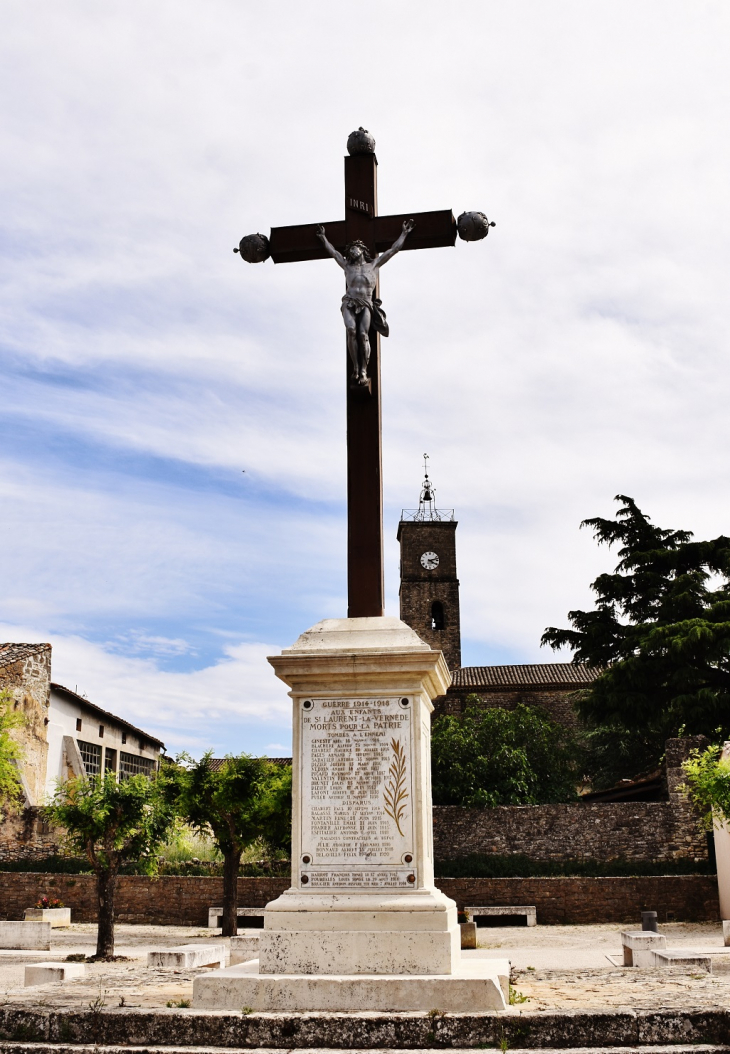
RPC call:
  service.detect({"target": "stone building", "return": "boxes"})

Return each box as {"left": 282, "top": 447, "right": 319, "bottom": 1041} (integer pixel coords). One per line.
{"left": 397, "top": 468, "right": 599, "bottom": 726}
{"left": 46, "top": 683, "right": 163, "bottom": 796}
{"left": 435, "top": 662, "right": 598, "bottom": 726}
{"left": 0, "top": 643, "right": 52, "bottom": 807}
{"left": 396, "top": 473, "right": 709, "bottom": 863}
{"left": 397, "top": 463, "right": 461, "bottom": 670}
{"left": 0, "top": 643, "right": 164, "bottom": 861}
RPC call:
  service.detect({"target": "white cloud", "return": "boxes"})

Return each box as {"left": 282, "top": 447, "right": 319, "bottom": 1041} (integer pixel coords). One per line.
{"left": 1, "top": 1, "right": 729, "bottom": 741}
{"left": 0, "top": 621, "right": 292, "bottom": 759}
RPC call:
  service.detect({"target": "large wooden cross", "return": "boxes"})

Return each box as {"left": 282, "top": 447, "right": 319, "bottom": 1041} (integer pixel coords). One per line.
{"left": 266, "top": 147, "right": 457, "bottom": 619}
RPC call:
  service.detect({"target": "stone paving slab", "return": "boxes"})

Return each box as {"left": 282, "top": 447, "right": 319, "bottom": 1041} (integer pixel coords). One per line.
{"left": 3, "top": 959, "right": 730, "bottom": 1014}
{"left": 511, "top": 965, "right": 730, "bottom": 1011}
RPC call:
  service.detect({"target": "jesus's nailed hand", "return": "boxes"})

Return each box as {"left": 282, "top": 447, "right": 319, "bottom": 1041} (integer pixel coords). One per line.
{"left": 315, "top": 224, "right": 325, "bottom": 239}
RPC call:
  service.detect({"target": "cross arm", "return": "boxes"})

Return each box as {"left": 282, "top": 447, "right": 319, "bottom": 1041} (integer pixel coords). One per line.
{"left": 268, "top": 210, "right": 456, "bottom": 264}
{"left": 372, "top": 210, "right": 456, "bottom": 253}
{"left": 269, "top": 221, "right": 346, "bottom": 264}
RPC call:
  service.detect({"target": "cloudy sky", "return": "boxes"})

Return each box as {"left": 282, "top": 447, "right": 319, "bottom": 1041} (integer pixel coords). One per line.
{"left": 2, "top": 1, "right": 729, "bottom": 758}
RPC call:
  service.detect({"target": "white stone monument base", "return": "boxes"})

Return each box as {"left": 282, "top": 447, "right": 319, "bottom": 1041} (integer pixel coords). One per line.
{"left": 193, "top": 956, "right": 509, "bottom": 1011}
{"left": 259, "top": 890, "right": 459, "bottom": 975}
{"left": 259, "top": 929, "right": 459, "bottom": 975}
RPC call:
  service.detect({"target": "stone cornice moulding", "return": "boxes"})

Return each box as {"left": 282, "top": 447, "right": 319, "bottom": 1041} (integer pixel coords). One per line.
{"left": 268, "top": 617, "right": 451, "bottom": 700}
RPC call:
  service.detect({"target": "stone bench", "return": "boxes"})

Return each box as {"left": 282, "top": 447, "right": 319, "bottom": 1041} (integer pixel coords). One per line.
{"left": 230, "top": 935, "right": 260, "bottom": 964}
{"left": 621, "top": 929, "right": 667, "bottom": 966}
{"left": 0, "top": 921, "right": 51, "bottom": 950}
{"left": 147, "top": 944, "right": 225, "bottom": 970}
{"left": 24, "top": 962, "right": 85, "bottom": 986}
{"left": 465, "top": 905, "right": 537, "bottom": 927}
{"left": 207, "top": 907, "right": 265, "bottom": 928}
{"left": 24, "top": 907, "right": 71, "bottom": 928}
{"left": 653, "top": 950, "right": 712, "bottom": 972}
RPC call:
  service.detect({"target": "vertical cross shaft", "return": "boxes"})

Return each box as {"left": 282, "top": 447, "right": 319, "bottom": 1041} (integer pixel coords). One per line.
{"left": 259, "top": 139, "right": 476, "bottom": 619}
{"left": 344, "top": 154, "right": 384, "bottom": 618}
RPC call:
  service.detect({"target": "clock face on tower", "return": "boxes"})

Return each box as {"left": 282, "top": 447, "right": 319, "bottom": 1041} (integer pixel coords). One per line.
{"left": 420, "top": 551, "right": 439, "bottom": 570}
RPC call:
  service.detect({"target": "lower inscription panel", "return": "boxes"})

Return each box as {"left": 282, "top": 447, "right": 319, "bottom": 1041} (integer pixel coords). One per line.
{"left": 304, "top": 869, "right": 417, "bottom": 889}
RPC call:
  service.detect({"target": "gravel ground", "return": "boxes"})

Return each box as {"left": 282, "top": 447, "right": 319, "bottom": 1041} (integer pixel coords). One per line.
{"left": 0, "top": 925, "right": 231, "bottom": 1008}
{"left": 1, "top": 922, "right": 729, "bottom": 1012}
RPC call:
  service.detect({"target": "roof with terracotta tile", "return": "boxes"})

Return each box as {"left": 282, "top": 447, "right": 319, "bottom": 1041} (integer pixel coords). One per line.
{"left": 209, "top": 757, "right": 291, "bottom": 771}
{"left": 451, "top": 663, "right": 600, "bottom": 690}
{"left": 51, "top": 683, "right": 165, "bottom": 750}
{"left": 0, "top": 643, "right": 51, "bottom": 667}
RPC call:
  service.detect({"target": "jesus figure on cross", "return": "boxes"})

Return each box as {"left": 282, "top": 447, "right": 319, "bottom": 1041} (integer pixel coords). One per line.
{"left": 316, "top": 218, "right": 415, "bottom": 387}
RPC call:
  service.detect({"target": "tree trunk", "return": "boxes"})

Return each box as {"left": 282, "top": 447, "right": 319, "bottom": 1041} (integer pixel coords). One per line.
{"left": 221, "top": 848, "right": 242, "bottom": 937}
{"left": 95, "top": 867, "right": 118, "bottom": 958}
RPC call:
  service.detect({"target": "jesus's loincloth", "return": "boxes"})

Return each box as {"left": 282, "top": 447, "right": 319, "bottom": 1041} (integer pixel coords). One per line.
{"left": 341, "top": 294, "right": 389, "bottom": 337}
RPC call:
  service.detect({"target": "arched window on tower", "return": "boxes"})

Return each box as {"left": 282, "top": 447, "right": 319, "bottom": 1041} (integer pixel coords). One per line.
{"left": 430, "top": 601, "right": 445, "bottom": 631}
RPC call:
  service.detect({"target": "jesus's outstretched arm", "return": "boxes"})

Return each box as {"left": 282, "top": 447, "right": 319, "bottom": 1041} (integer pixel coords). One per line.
{"left": 315, "top": 225, "right": 346, "bottom": 269}
{"left": 373, "top": 219, "right": 415, "bottom": 270}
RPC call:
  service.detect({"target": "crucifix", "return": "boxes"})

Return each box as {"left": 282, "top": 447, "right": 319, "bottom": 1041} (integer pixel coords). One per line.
{"left": 235, "top": 127, "right": 493, "bottom": 619}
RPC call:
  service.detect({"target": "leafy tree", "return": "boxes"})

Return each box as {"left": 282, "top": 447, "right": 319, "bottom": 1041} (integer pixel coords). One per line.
{"left": 0, "top": 690, "right": 25, "bottom": 819}
{"left": 681, "top": 743, "right": 730, "bottom": 830}
{"left": 542, "top": 495, "right": 730, "bottom": 741}
{"left": 46, "top": 772, "right": 176, "bottom": 958}
{"left": 431, "top": 699, "right": 580, "bottom": 807}
{"left": 576, "top": 722, "right": 665, "bottom": 792}
{"left": 170, "top": 753, "right": 291, "bottom": 936}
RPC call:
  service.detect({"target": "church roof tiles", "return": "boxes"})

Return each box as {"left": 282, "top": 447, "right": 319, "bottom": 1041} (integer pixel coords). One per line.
{"left": 451, "top": 662, "right": 600, "bottom": 690}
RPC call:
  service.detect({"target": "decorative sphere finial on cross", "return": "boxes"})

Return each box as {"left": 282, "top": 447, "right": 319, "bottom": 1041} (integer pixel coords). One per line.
{"left": 347, "top": 127, "right": 376, "bottom": 156}
{"left": 234, "top": 233, "right": 271, "bottom": 263}
{"left": 457, "top": 211, "right": 496, "bottom": 242}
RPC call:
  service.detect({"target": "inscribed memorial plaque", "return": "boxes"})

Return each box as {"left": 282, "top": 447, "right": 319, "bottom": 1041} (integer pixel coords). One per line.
{"left": 300, "top": 697, "right": 415, "bottom": 888}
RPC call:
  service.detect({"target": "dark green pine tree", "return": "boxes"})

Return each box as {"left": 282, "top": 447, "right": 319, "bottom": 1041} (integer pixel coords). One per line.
{"left": 542, "top": 495, "right": 730, "bottom": 741}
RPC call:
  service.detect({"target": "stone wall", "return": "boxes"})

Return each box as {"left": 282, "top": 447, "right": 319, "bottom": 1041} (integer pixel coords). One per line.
{"left": 1, "top": 739, "right": 706, "bottom": 869}
{"left": 433, "top": 686, "right": 582, "bottom": 728}
{"left": 7, "top": 801, "right": 705, "bottom": 866}
{"left": 437, "top": 875, "right": 719, "bottom": 924}
{"left": 433, "top": 801, "right": 708, "bottom": 863}
{"left": 0, "top": 645, "right": 51, "bottom": 805}
{"left": 0, "top": 874, "right": 289, "bottom": 926}
{"left": 0, "top": 809, "right": 60, "bottom": 861}
{"left": 0, "top": 873, "right": 718, "bottom": 925}
{"left": 432, "top": 737, "right": 708, "bottom": 864}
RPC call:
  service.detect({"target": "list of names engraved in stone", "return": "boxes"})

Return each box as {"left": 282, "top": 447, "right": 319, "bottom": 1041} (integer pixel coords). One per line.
{"left": 301, "top": 697, "right": 413, "bottom": 870}
{"left": 308, "top": 870, "right": 414, "bottom": 888}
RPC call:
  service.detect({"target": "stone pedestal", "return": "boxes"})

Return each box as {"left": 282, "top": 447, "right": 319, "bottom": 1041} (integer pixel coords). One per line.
{"left": 193, "top": 617, "right": 507, "bottom": 1012}
{"left": 24, "top": 908, "right": 71, "bottom": 928}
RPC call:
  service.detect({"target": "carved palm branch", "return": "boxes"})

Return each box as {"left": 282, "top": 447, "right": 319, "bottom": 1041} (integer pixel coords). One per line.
{"left": 383, "top": 737, "right": 409, "bottom": 836}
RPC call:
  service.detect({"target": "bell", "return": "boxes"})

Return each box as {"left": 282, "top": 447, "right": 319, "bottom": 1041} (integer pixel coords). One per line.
{"left": 423, "top": 487, "right": 433, "bottom": 502}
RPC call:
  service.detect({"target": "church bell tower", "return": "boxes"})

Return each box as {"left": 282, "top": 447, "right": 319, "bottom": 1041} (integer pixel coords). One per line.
{"left": 397, "top": 457, "right": 461, "bottom": 670}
